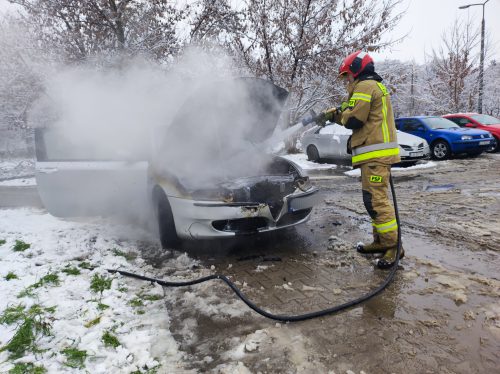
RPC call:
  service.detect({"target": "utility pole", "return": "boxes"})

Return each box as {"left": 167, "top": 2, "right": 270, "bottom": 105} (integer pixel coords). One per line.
{"left": 459, "top": 0, "right": 489, "bottom": 113}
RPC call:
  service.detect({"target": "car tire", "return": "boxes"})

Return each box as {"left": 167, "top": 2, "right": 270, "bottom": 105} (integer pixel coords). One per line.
{"left": 306, "top": 145, "right": 320, "bottom": 162}
{"left": 431, "top": 140, "right": 450, "bottom": 160}
{"left": 155, "top": 189, "right": 180, "bottom": 249}
{"left": 486, "top": 137, "right": 499, "bottom": 153}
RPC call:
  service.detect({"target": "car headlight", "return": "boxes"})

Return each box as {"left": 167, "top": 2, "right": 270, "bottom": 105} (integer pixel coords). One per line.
{"left": 461, "top": 135, "right": 472, "bottom": 140}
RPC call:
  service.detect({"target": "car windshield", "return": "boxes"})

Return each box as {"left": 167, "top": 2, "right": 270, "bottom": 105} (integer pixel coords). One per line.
{"left": 422, "top": 117, "right": 459, "bottom": 130}
{"left": 471, "top": 114, "right": 500, "bottom": 125}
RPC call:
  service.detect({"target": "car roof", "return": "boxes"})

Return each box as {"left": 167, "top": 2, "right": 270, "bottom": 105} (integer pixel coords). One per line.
{"left": 443, "top": 113, "right": 478, "bottom": 117}
{"left": 396, "top": 116, "right": 436, "bottom": 120}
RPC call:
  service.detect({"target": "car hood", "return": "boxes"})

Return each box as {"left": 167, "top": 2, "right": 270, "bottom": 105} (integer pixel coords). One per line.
{"left": 168, "top": 77, "right": 289, "bottom": 145}
{"left": 156, "top": 78, "right": 289, "bottom": 188}
{"left": 483, "top": 124, "right": 500, "bottom": 133}
{"left": 433, "top": 127, "right": 490, "bottom": 136}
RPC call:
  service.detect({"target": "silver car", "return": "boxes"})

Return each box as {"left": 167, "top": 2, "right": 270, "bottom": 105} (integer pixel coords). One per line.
{"left": 35, "top": 78, "right": 320, "bottom": 249}
{"left": 301, "top": 124, "right": 430, "bottom": 165}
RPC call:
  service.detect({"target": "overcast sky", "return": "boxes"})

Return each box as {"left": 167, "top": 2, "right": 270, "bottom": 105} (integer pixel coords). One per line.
{"left": 1, "top": 0, "right": 498, "bottom": 65}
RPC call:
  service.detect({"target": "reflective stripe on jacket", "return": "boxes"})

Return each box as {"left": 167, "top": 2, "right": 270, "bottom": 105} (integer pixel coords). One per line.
{"left": 341, "top": 79, "right": 401, "bottom": 167}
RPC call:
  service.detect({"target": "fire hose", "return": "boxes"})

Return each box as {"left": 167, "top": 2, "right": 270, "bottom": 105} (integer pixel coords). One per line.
{"left": 108, "top": 174, "right": 402, "bottom": 323}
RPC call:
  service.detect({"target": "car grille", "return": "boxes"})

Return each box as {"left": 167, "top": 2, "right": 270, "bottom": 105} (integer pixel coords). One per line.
{"left": 212, "top": 217, "right": 268, "bottom": 234}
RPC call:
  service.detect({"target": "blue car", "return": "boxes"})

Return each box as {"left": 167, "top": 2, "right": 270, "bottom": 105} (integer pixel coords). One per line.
{"left": 395, "top": 116, "right": 495, "bottom": 160}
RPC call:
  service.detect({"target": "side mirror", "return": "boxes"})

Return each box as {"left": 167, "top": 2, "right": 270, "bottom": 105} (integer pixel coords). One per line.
{"left": 465, "top": 122, "right": 476, "bottom": 128}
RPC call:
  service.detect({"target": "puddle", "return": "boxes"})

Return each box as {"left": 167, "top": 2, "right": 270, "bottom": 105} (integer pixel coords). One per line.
{"left": 424, "top": 184, "right": 456, "bottom": 192}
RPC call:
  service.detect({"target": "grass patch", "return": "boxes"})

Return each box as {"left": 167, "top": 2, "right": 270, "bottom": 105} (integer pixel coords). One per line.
{"left": 4, "top": 272, "right": 18, "bottom": 281}
{"left": 112, "top": 248, "right": 137, "bottom": 261}
{"left": 129, "top": 298, "right": 144, "bottom": 308}
{"left": 9, "top": 362, "right": 47, "bottom": 374}
{"left": 78, "top": 261, "right": 93, "bottom": 270}
{"left": 136, "top": 310, "right": 145, "bottom": 315}
{"left": 62, "top": 266, "right": 81, "bottom": 276}
{"left": 0, "top": 304, "right": 53, "bottom": 359}
{"left": 84, "top": 316, "right": 101, "bottom": 328}
{"left": 90, "top": 274, "right": 112, "bottom": 294}
{"left": 97, "top": 302, "right": 109, "bottom": 311}
{"left": 118, "top": 286, "right": 128, "bottom": 292}
{"left": 62, "top": 347, "right": 87, "bottom": 369}
{"left": 18, "top": 273, "right": 60, "bottom": 298}
{"left": 131, "top": 365, "right": 161, "bottom": 374}
{"left": 141, "top": 294, "right": 162, "bottom": 302}
{"left": 102, "top": 330, "right": 120, "bottom": 348}
{"left": 12, "top": 240, "right": 30, "bottom": 252}
{"left": 0, "top": 239, "right": 6, "bottom": 246}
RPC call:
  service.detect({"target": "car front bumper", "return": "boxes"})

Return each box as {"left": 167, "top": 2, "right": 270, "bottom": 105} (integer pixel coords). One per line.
{"left": 399, "top": 146, "right": 430, "bottom": 162}
{"left": 451, "top": 139, "right": 494, "bottom": 153}
{"left": 168, "top": 187, "right": 321, "bottom": 239}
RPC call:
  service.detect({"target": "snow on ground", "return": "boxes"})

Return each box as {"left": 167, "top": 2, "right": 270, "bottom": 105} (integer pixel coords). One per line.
{"left": 0, "top": 159, "right": 35, "bottom": 180}
{"left": 281, "top": 153, "right": 337, "bottom": 170}
{"left": 0, "top": 177, "right": 36, "bottom": 187}
{"left": 0, "top": 208, "right": 199, "bottom": 373}
{"left": 344, "top": 161, "right": 438, "bottom": 177}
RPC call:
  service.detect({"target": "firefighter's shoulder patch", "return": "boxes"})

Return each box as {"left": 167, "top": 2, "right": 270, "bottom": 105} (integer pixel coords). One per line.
{"left": 370, "top": 175, "right": 383, "bottom": 183}
{"left": 348, "top": 98, "right": 356, "bottom": 107}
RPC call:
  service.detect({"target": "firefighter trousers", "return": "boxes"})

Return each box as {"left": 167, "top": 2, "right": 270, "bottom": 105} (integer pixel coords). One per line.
{"left": 360, "top": 162, "right": 398, "bottom": 247}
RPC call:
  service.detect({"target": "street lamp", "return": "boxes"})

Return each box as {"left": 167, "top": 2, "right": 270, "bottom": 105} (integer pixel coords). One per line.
{"left": 459, "top": 0, "right": 489, "bottom": 114}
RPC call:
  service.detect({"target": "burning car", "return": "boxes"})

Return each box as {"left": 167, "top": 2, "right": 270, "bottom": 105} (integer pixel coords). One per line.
{"left": 34, "top": 78, "right": 320, "bottom": 248}
{"left": 149, "top": 78, "right": 320, "bottom": 247}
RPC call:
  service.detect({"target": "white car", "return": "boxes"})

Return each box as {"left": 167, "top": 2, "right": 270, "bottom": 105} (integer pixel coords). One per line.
{"left": 35, "top": 78, "right": 320, "bottom": 249}
{"left": 301, "top": 124, "right": 430, "bottom": 165}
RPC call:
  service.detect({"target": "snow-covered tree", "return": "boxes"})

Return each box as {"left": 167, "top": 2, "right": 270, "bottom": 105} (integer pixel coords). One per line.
{"left": 226, "top": 0, "right": 404, "bottom": 122}
{"left": 9, "top": 0, "right": 188, "bottom": 62}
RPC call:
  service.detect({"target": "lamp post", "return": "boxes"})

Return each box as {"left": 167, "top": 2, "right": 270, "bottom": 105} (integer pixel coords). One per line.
{"left": 459, "top": 0, "right": 489, "bottom": 113}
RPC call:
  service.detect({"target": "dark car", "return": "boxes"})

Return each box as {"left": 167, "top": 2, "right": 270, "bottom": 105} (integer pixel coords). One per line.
{"left": 395, "top": 116, "right": 494, "bottom": 160}
{"left": 443, "top": 113, "right": 500, "bottom": 152}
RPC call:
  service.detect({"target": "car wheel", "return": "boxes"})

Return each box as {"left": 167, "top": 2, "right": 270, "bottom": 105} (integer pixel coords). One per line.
{"left": 155, "top": 189, "right": 180, "bottom": 249}
{"left": 486, "top": 137, "right": 498, "bottom": 153}
{"left": 431, "top": 140, "right": 450, "bottom": 160}
{"left": 306, "top": 145, "right": 320, "bottom": 162}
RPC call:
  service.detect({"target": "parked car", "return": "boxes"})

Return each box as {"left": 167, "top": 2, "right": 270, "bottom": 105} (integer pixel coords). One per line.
{"left": 395, "top": 116, "right": 495, "bottom": 160}
{"left": 301, "top": 124, "right": 430, "bottom": 166}
{"left": 35, "top": 78, "right": 320, "bottom": 249}
{"left": 443, "top": 113, "right": 500, "bottom": 152}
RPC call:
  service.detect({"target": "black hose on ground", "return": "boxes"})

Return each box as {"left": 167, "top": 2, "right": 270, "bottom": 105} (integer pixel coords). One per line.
{"left": 108, "top": 175, "right": 402, "bottom": 322}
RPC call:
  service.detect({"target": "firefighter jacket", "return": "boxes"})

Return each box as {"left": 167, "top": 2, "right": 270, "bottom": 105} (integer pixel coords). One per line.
{"left": 339, "top": 75, "right": 400, "bottom": 167}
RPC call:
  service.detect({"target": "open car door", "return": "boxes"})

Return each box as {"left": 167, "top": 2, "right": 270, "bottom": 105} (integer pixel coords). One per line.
{"left": 34, "top": 127, "right": 149, "bottom": 218}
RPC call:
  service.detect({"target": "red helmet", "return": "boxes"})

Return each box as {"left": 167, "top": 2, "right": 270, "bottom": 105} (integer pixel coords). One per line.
{"left": 338, "top": 51, "right": 374, "bottom": 78}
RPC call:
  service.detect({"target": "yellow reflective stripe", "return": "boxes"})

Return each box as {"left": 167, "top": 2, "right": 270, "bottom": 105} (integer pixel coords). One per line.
{"left": 351, "top": 92, "right": 372, "bottom": 102}
{"left": 372, "top": 219, "right": 398, "bottom": 233}
{"left": 381, "top": 95, "right": 389, "bottom": 142}
{"left": 351, "top": 147, "right": 400, "bottom": 164}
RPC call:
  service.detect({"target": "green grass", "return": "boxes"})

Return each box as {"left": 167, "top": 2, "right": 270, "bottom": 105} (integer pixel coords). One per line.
{"left": 62, "top": 266, "right": 81, "bottom": 276}
{"left": 4, "top": 272, "right": 18, "bottom": 281}
{"left": 18, "top": 273, "right": 60, "bottom": 298}
{"left": 78, "top": 261, "right": 93, "bottom": 270}
{"left": 97, "top": 302, "right": 109, "bottom": 311}
{"left": 9, "top": 362, "right": 47, "bottom": 374}
{"left": 102, "top": 331, "right": 120, "bottom": 348}
{"left": 62, "top": 347, "right": 87, "bottom": 368}
{"left": 131, "top": 365, "right": 161, "bottom": 374}
{"left": 112, "top": 248, "right": 137, "bottom": 261}
{"left": 90, "top": 274, "right": 112, "bottom": 294}
{"left": 12, "top": 240, "right": 30, "bottom": 252}
{"left": 129, "top": 298, "right": 144, "bottom": 307}
{"left": 84, "top": 316, "right": 101, "bottom": 328}
{"left": 0, "top": 304, "right": 53, "bottom": 359}
{"left": 0, "top": 239, "right": 6, "bottom": 246}
{"left": 141, "top": 294, "right": 162, "bottom": 302}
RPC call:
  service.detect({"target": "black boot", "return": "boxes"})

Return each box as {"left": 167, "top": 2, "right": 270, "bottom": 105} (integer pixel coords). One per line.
{"left": 375, "top": 246, "right": 405, "bottom": 269}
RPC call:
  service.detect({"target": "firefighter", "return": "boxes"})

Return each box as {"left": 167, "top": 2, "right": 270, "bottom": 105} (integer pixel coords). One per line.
{"left": 321, "top": 51, "right": 404, "bottom": 269}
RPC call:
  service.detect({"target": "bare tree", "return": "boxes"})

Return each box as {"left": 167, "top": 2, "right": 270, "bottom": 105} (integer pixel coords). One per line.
{"left": 227, "top": 0, "right": 404, "bottom": 123}
{"left": 9, "top": 0, "right": 187, "bottom": 62}
{"left": 426, "top": 19, "right": 480, "bottom": 114}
